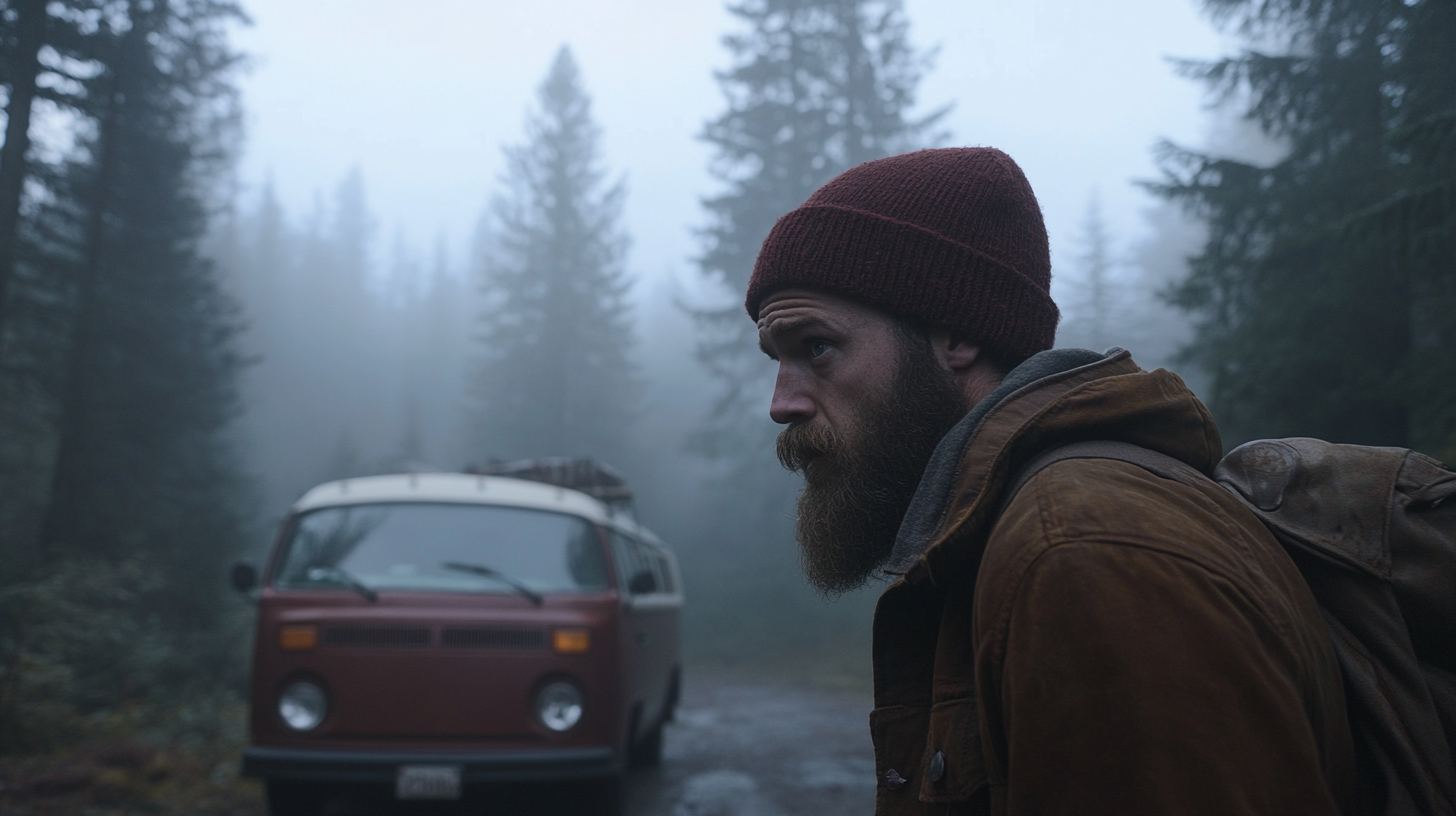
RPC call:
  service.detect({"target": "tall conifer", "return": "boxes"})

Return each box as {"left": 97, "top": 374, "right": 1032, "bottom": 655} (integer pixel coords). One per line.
{"left": 1154, "top": 0, "right": 1456, "bottom": 457}
{"left": 696, "top": 0, "right": 945, "bottom": 440}
{"left": 468, "top": 46, "right": 636, "bottom": 463}
{"left": 36, "top": 0, "right": 249, "bottom": 620}
{"left": 0, "top": 0, "right": 250, "bottom": 750}
{"left": 0, "top": 0, "right": 122, "bottom": 572}
{"left": 687, "top": 0, "right": 944, "bottom": 662}
{"left": 1058, "top": 193, "right": 1119, "bottom": 352}
{"left": 0, "top": 0, "right": 47, "bottom": 339}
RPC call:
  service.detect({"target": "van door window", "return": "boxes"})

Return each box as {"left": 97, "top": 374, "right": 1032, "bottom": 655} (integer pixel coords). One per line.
{"left": 653, "top": 552, "right": 674, "bottom": 594}
{"left": 635, "top": 543, "right": 669, "bottom": 595}
{"left": 610, "top": 531, "right": 661, "bottom": 596}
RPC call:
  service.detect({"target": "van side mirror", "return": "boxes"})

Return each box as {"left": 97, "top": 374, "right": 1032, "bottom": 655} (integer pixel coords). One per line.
{"left": 628, "top": 569, "right": 657, "bottom": 595}
{"left": 230, "top": 561, "right": 258, "bottom": 594}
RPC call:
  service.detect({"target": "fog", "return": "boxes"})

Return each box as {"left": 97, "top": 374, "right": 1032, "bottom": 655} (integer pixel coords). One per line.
{"left": 232, "top": 1, "right": 1224, "bottom": 285}
{"left": 5, "top": 0, "right": 1451, "bottom": 808}
{"left": 207, "top": 0, "right": 1234, "bottom": 684}
{"left": 226, "top": 1, "right": 1235, "bottom": 336}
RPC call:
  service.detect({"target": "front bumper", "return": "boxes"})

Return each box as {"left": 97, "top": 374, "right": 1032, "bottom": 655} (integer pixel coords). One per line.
{"left": 241, "top": 745, "right": 619, "bottom": 783}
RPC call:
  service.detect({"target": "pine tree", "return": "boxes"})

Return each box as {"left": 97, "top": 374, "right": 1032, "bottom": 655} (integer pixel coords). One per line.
{"left": 221, "top": 172, "right": 402, "bottom": 506}
{"left": 687, "top": 0, "right": 944, "bottom": 666}
{"left": 0, "top": 0, "right": 105, "bottom": 341}
{"left": 36, "top": 0, "right": 249, "bottom": 620}
{"left": 0, "top": 0, "right": 117, "bottom": 576}
{"left": 1058, "top": 192, "right": 1118, "bottom": 351}
{"left": 0, "top": 0, "right": 48, "bottom": 340}
{"left": 696, "top": 0, "right": 946, "bottom": 440}
{"left": 1153, "top": 0, "right": 1456, "bottom": 457}
{"left": 1352, "top": 3, "right": 1456, "bottom": 459}
{"left": 468, "top": 46, "right": 636, "bottom": 463}
{"left": 0, "top": 0, "right": 251, "bottom": 750}
{"left": 397, "top": 236, "right": 468, "bottom": 467}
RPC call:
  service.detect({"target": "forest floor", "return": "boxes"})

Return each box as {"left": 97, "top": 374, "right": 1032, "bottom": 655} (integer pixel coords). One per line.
{"left": 0, "top": 738, "right": 264, "bottom": 815}
{"left": 0, "top": 671, "right": 875, "bottom": 816}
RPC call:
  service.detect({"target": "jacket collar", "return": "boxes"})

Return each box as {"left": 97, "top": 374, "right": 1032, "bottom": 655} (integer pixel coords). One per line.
{"left": 881, "top": 346, "right": 1222, "bottom": 585}
{"left": 881, "top": 347, "right": 1118, "bottom": 576}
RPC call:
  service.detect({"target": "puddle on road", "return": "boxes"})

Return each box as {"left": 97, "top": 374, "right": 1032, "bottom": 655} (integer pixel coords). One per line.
{"left": 630, "top": 679, "right": 875, "bottom": 815}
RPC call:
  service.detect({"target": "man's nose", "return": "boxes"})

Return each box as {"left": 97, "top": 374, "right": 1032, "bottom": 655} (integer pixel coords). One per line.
{"left": 769, "top": 365, "right": 815, "bottom": 425}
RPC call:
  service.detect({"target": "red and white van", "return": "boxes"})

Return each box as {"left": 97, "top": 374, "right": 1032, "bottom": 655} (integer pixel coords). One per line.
{"left": 232, "top": 461, "right": 682, "bottom": 815}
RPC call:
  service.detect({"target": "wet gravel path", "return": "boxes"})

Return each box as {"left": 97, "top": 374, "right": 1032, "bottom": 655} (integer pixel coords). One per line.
{"left": 313, "top": 675, "right": 876, "bottom": 816}
{"left": 625, "top": 676, "right": 875, "bottom": 816}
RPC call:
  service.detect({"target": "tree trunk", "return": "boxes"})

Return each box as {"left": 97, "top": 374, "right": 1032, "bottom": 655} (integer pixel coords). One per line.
{"left": 0, "top": 0, "right": 48, "bottom": 343}
{"left": 36, "top": 26, "right": 133, "bottom": 561}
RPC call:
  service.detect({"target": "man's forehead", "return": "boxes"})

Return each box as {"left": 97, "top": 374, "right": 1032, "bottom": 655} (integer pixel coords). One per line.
{"left": 755, "top": 288, "right": 877, "bottom": 332}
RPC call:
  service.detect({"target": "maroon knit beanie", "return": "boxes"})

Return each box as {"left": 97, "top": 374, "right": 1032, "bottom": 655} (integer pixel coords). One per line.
{"left": 745, "top": 147, "right": 1058, "bottom": 364}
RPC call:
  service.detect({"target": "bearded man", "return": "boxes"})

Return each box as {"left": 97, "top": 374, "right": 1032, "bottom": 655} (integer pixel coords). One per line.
{"left": 751, "top": 148, "right": 1355, "bottom": 816}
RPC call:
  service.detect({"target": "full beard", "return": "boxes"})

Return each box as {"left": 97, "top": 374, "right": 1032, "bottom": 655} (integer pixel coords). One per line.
{"left": 777, "top": 337, "right": 970, "bottom": 596}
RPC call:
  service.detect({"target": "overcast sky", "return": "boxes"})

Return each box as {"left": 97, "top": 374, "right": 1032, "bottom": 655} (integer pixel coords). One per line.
{"left": 231, "top": 0, "right": 1228, "bottom": 298}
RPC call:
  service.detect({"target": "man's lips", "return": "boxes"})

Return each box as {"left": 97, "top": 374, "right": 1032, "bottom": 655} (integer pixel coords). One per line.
{"left": 801, "top": 451, "right": 834, "bottom": 477}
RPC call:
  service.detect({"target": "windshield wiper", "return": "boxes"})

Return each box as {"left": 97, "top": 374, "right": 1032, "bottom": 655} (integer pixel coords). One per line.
{"left": 306, "top": 565, "right": 378, "bottom": 602}
{"left": 442, "top": 562, "right": 543, "bottom": 606}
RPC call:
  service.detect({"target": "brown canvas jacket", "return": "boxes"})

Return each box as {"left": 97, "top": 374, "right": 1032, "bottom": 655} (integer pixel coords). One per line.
{"left": 870, "top": 349, "right": 1356, "bottom": 816}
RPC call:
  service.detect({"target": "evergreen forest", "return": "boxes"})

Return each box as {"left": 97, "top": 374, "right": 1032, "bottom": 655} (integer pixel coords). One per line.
{"left": 0, "top": 0, "right": 1451, "bottom": 810}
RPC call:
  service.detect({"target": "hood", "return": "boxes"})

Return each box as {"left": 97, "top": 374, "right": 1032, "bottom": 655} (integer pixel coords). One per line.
{"left": 882, "top": 347, "right": 1222, "bottom": 582}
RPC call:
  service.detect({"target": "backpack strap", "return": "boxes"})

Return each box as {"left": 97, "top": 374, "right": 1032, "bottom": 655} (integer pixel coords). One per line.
{"left": 998, "top": 440, "right": 1206, "bottom": 518}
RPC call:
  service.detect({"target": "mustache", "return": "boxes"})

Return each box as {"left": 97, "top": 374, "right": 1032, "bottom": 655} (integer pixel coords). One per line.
{"left": 776, "top": 421, "right": 838, "bottom": 473}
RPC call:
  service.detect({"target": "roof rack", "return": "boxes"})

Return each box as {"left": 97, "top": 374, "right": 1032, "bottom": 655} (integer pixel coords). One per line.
{"left": 473, "top": 458, "right": 633, "bottom": 510}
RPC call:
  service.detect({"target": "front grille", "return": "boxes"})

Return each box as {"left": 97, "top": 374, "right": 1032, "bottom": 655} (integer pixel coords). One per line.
{"left": 440, "top": 628, "right": 545, "bottom": 649}
{"left": 322, "top": 626, "right": 431, "bottom": 648}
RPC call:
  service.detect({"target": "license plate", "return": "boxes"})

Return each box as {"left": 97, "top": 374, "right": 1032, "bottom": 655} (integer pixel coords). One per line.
{"left": 395, "top": 764, "right": 462, "bottom": 800}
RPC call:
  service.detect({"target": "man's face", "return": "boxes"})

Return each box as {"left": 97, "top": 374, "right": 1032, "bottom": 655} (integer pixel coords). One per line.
{"left": 757, "top": 289, "right": 970, "bottom": 594}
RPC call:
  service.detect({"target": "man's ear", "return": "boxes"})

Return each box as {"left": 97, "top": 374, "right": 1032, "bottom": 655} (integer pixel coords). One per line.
{"left": 945, "top": 339, "right": 983, "bottom": 373}
{"left": 930, "top": 331, "right": 982, "bottom": 374}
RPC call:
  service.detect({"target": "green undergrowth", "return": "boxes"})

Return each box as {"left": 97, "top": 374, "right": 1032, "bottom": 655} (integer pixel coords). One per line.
{"left": 0, "top": 704, "right": 263, "bottom": 815}
{"left": 0, "top": 560, "right": 264, "bottom": 814}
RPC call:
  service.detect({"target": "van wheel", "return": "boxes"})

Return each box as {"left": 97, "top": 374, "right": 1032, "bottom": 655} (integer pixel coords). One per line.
{"left": 631, "top": 719, "right": 665, "bottom": 768}
{"left": 265, "top": 780, "right": 324, "bottom": 816}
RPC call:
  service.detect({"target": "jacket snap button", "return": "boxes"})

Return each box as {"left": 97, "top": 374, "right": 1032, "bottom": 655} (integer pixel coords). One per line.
{"left": 885, "top": 769, "right": 908, "bottom": 791}
{"left": 928, "top": 750, "right": 946, "bottom": 783}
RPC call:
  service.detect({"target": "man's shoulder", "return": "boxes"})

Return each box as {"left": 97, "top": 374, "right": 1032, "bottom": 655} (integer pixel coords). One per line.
{"left": 999, "top": 456, "right": 1261, "bottom": 550}
{"left": 974, "top": 455, "right": 1305, "bottom": 621}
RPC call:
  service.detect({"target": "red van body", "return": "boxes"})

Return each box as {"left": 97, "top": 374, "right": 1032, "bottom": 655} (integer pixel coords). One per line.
{"left": 238, "top": 470, "right": 682, "bottom": 814}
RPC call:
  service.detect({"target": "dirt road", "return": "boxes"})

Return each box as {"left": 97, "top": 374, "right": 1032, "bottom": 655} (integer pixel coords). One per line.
{"left": 0, "top": 676, "right": 877, "bottom": 816}
{"left": 297, "top": 675, "right": 877, "bottom": 816}
{"left": 624, "top": 676, "right": 875, "bottom": 816}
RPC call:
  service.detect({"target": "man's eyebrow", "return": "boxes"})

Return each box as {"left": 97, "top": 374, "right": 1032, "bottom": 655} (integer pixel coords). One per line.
{"left": 760, "top": 315, "right": 829, "bottom": 337}
{"left": 758, "top": 315, "right": 829, "bottom": 358}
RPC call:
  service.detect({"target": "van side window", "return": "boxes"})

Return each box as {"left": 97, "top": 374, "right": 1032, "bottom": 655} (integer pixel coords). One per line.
{"left": 651, "top": 551, "right": 674, "bottom": 594}
{"left": 609, "top": 531, "right": 656, "bottom": 595}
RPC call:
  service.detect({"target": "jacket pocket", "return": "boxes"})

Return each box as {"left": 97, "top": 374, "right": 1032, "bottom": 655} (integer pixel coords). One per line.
{"left": 871, "top": 704, "right": 930, "bottom": 815}
{"left": 917, "top": 696, "right": 987, "bottom": 803}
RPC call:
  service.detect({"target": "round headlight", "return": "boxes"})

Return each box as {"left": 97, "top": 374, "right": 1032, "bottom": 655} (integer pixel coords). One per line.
{"left": 279, "top": 680, "right": 327, "bottom": 731}
{"left": 536, "top": 681, "right": 583, "bottom": 732}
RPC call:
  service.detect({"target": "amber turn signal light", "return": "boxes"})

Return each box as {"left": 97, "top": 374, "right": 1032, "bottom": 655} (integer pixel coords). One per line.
{"left": 279, "top": 624, "right": 318, "bottom": 651}
{"left": 552, "top": 628, "right": 590, "bottom": 654}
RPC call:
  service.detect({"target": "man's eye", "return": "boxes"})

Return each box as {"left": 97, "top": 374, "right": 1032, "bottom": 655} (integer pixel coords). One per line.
{"left": 809, "top": 340, "right": 832, "bottom": 359}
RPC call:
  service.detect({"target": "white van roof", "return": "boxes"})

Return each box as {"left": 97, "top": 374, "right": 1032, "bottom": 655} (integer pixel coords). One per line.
{"left": 292, "top": 472, "right": 659, "bottom": 542}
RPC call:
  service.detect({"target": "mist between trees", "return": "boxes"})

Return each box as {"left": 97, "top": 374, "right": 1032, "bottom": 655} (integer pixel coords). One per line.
{"left": 1, "top": 0, "right": 1454, "bottom": 794}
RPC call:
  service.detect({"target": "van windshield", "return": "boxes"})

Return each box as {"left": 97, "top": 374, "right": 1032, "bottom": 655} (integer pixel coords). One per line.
{"left": 273, "top": 503, "right": 609, "bottom": 596}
